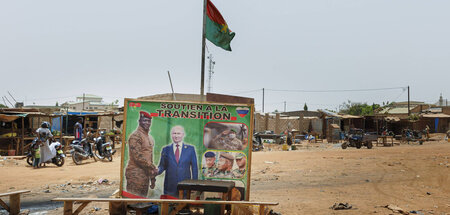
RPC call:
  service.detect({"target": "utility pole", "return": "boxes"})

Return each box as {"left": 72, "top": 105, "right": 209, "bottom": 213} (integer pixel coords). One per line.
{"left": 167, "top": 71, "right": 176, "bottom": 100}
{"left": 407, "top": 86, "right": 410, "bottom": 116}
{"left": 207, "top": 54, "right": 215, "bottom": 93}
{"left": 284, "top": 101, "right": 286, "bottom": 113}
{"left": 200, "top": 0, "right": 207, "bottom": 96}
{"left": 262, "top": 88, "right": 265, "bottom": 113}
{"left": 82, "top": 93, "right": 85, "bottom": 111}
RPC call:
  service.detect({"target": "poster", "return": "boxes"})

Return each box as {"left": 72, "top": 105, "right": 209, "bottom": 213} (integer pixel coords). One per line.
{"left": 120, "top": 99, "right": 253, "bottom": 200}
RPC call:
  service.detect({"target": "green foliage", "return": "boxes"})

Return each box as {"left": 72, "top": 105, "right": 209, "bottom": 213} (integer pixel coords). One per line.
{"left": 0, "top": 104, "right": 6, "bottom": 108}
{"left": 339, "top": 100, "right": 381, "bottom": 116}
{"left": 303, "top": 103, "right": 308, "bottom": 111}
{"left": 408, "top": 114, "right": 420, "bottom": 121}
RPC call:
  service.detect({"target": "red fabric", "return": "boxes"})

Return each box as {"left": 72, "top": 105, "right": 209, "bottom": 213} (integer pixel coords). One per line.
{"left": 122, "top": 191, "right": 147, "bottom": 199}
{"left": 207, "top": 0, "right": 227, "bottom": 26}
{"left": 175, "top": 144, "right": 180, "bottom": 163}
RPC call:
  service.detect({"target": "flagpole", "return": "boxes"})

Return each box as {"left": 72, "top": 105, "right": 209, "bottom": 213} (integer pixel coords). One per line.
{"left": 200, "top": 0, "right": 207, "bottom": 97}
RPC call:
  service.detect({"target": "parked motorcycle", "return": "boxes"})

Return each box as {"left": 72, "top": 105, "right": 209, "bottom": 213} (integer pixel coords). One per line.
{"left": 26, "top": 138, "right": 65, "bottom": 167}
{"left": 93, "top": 131, "right": 116, "bottom": 161}
{"left": 70, "top": 139, "right": 97, "bottom": 165}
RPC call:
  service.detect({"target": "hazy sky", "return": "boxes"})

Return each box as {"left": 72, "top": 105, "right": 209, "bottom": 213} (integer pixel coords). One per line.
{"left": 1, "top": 0, "right": 449, "bottom": 112}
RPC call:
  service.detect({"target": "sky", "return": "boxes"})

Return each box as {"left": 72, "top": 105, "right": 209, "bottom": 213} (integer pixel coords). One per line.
{"left": 0, "top": 0, "right": 449, "bottom": 112}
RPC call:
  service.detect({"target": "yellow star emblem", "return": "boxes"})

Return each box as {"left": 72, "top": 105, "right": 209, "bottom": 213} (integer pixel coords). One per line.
{"left": 221, "top": 24, "right": 228, "bottom": 33}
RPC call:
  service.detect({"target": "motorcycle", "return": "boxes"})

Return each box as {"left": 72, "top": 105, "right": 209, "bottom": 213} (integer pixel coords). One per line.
{"left": 26, "top": 138, "right": 65, "bottom": 167}
{"left": 93, "top": 131, "right": 116, "bottom": 161}
{"left": 70, "top": 138, "right": 97, "bottom": 165}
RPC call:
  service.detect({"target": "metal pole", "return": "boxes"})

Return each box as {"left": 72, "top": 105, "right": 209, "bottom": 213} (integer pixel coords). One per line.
{"left": 407, "top": 86, "right": 410, "bottom": 116}
{"left": 167, "top": 71, "right": 176, "bottom": 101}
{"left": 284, "top": 101, "right": 286, "bottom": 113}
{"left": 200, "top": 0, "right": 207, "bottom": 96}
{"left": 262, "top": 88, "right": 265, "bottom": 113}
{"left": 82, "top": 93, "right": 85, "bottom": 111}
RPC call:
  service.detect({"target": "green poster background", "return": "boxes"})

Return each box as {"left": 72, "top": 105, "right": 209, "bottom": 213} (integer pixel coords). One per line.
{"left": 120, "top": 99, "right": 253, "bottom": 199}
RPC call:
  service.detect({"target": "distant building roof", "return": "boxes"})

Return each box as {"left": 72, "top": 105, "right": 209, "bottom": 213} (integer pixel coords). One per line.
{"left": 379, "top": 107, "right": 410, "bottom": 115}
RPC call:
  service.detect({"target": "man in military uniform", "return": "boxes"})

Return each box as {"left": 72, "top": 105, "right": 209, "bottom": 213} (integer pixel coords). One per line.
{"left": 227, "top": 129, "right": 243, "bottom": 150}
{"left": 202, "top": 151, "right": 217, "bottom": 177}
{"left": 125, "top": 111, "right": 158, "bottom": 197}
{"left": 232, "top": 154, "right": 246, "bottom": 178}
{"left": 213, "top": 152, "right": 234, "bottom": 178}
{"left": 210, "top": 129, "right": 243, "bottom": 150}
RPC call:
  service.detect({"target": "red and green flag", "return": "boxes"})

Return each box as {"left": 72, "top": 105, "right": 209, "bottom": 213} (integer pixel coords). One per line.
{"left": 206, "top": 0, "right": 235, "bottom": 51}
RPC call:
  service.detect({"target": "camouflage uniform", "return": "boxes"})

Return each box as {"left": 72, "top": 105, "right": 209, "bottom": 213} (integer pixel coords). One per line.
{"left": 232, "top": 168, "right": 245, "bottom": 178}
{"left": 213, "top": 169, "right": 232, "bottom": 178}
{"left": 202, "top": 166, "right": 218, "bottom": 177}
{"left": 211, "top": 136, "right": 242, "bottom": 150}
{"left": 125, "top": 126, "right": 157, "bottom": 197}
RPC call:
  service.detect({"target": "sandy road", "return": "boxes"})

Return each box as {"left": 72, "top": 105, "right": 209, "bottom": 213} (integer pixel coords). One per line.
{"left": 1, "top": 141, "right": 449, "bottom": 214}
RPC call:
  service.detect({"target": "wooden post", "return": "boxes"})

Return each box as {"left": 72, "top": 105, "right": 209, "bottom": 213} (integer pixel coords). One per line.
{"left": 9, "top": 194, "right": 20, "bottom": 215}
{"left": 63, "top": 201, "right": 73, "bottom": 215}
{"left": 258, "top": 205, "right": 265, "bottom": 215}
{"left": 109, "top": 202, "right": 126, "bottom": 215}
{"left": 160, "top": 203, "right": 169, "bottom": 215}
{"left": 21, "top": 117, "right": 24, "bottom": 155}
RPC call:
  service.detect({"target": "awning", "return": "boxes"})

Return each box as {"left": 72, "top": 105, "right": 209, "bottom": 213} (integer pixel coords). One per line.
{"left": 0, "top": 113, "right": 27, "bottom": 122}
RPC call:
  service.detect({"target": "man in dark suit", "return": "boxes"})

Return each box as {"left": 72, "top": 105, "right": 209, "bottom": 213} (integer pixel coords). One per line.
{"left": 157, "top": 125, "right": 198, "bottom": 197}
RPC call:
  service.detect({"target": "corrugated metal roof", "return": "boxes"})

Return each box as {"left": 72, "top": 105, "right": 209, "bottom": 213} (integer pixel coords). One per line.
{"left": 421, "top": 113, "right": 450, "bottom": 118}
{"left": 379, "top": 107, "right": 410, "bottom": 114}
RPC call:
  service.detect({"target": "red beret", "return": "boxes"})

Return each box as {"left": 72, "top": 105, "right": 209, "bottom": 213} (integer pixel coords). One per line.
{"left": 139, "top": 111, "right": 152, "bottom": 119}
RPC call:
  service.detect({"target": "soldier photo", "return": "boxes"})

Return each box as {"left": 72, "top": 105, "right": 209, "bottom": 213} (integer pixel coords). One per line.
{"left": 125, "top": 111, "right": 158, "bottom": 197}
{"left": 209, "top": 128, "right": 243, "bottom": 150}
{"left": 232, "top": 153, "right": 246, "bottom": 178}
{"left": 202, "top": 151, "right": 217, "bottom": 177}
{"left": 213, "top": 152, "right": 234, "bottom": 178}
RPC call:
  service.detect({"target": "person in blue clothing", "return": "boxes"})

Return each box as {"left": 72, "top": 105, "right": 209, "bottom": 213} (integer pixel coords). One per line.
{"left": 157, "top": 125, "right": 198, "bottom": 197}
{"left": 74, "top": 117, "right": 83, "bottom": 141}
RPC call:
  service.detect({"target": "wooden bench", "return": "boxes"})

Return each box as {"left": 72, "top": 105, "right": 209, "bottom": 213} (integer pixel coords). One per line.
{"left": 52, "top": 198, "right": 278, "bottom": 215}
{"left": 0, "top": 190, "right": 30, "bottom": 215}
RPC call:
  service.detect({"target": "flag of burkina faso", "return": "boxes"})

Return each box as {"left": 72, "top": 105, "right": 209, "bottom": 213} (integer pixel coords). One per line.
{"left": 206, "top": 0, "right": 235, "bottom": 51}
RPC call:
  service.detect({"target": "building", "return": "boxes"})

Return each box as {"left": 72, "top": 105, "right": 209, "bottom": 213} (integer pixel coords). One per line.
{"left": 61, "top": 94, "right": 119, "bottom": 111}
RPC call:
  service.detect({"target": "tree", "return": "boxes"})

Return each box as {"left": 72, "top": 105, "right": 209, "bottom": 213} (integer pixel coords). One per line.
{"left": 339, "top": 100, "right": 380, "bottom": 116}
{"left": 0, "top": 104, "right": 6, "bottom": 108}
{"left": 303, "top": 103, "right": 308, "bottom": 111}
{"left": 55, "top": 102, "right": 59, "bottom": 107}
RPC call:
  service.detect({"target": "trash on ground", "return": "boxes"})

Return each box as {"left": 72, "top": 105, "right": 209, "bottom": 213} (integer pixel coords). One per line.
{"left": 330, "top": 202, "right": 352, "bottom": 210}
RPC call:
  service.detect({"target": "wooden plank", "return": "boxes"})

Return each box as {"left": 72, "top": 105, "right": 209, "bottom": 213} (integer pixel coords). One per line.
{"left": 63, "top": 201, "right": 73, "bottom": 215}
{"left": 52, "top": 198, "right": 279, "bottom": 206}
{"left": 73, "top": 202, "right": 90, "bottom": 215}
{"left": 9, "top": 194, "right": 20, "bottom": 215}
{"left": 259, "top": 205, "right": 265, "bottom": 215}
{"left": 0, "top": 190, "right": 30, "bottom": 197}
{"left": 0, "top": 199, "right": 10, "bottom": 212}
{"left": 169, "top": 203, "right": 187, "bottom": 215}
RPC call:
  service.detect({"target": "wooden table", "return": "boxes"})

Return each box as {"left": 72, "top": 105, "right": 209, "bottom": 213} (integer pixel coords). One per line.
{"left": 0, "top": 190, "right": 30, "bottom": 215}
{"left": 177, "top": 179, "right": 235, "bottom": 215}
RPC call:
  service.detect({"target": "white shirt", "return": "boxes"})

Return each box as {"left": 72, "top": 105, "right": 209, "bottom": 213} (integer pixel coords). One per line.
{"left": 172, "top": 142, "right": 183, "bottom": 159}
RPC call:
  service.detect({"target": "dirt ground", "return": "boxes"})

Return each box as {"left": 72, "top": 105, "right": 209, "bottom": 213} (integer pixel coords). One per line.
{"left": 1, "top": 135, "right": 449, "bottom": 215}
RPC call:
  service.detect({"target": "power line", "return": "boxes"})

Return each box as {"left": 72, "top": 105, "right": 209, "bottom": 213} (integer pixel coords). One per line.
{"left": 265, "top": 86, "right": 406, "bottom": 93}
